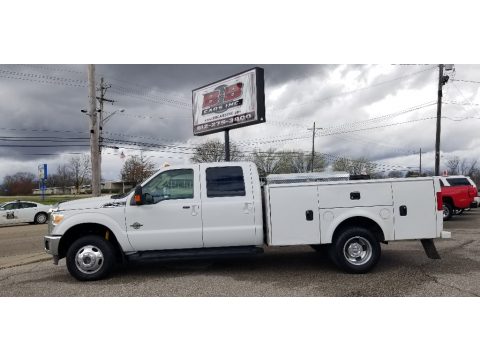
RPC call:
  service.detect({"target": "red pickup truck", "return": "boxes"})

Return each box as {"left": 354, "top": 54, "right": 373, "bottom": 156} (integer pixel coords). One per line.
{"left": 440, "top": 177, "right": 477, "bottom": 220}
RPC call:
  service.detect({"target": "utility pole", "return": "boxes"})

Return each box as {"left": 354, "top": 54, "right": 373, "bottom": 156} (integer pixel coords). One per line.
{"left": 97, "top": 77, "right": 114, "bottom": 172}
{"left": 224, "top": 129, "right": 230, "bottom": 161}
{"left": 310, "top": 122, "right": 316, "bottom": 172}
{"left": 88, "top": 65, "right": 101, "bottom": 197}
{"left": 435, "top": 64, "right": 450, "bottom": 176}
{"left": 307, "top": 122, "right": 323, "bottom": 172}
{"left": 419, "top": 147, "right": 422, "bottom": 175}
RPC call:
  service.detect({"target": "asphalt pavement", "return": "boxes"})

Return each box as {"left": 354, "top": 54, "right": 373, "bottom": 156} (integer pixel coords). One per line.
{"left": 0, "top": 211, "right": 479, "bottom": 296}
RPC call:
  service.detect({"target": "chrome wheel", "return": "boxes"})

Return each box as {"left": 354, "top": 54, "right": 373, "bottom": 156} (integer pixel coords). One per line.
{"left": 75, "top": 245, "right": 104, "bottom": 274}
{"left": 443, "top": 205, "right": 450, "bottom": 219}
{"left": 343, "top": 236, "right": 372, "bottom": 266}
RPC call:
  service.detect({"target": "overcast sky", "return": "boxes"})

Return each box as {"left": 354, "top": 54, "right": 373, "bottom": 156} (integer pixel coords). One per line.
{"left": 1, "top": 64, "right": 480, "bottom": 182}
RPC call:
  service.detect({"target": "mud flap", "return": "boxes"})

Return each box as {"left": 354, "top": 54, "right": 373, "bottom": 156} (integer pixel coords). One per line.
{"left": 420, "top": 239, "right": 441, "bottom": 259}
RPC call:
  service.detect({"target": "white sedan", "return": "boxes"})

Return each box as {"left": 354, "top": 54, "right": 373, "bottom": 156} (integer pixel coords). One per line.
{"left": 0, "top": 201, "right": 51, "bottom": 225}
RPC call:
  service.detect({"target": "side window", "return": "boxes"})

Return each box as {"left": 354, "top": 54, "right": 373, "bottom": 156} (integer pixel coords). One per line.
{"left": 439, "top": 179, "right": 445, "bottom": 187}
{"left": 21, "top": 203, "right": 37, "bottom": 208}
{"left": 3, "top": 203, "right": 15, "bottom": 210}
{"left": 206, "top": 166, "right": 246, "bottom": 198}
{"left": 447, "top": 178, "right": 470, "bottom": 186}
{"left": 142, "top": 169, "right": 194, "bottom": 204}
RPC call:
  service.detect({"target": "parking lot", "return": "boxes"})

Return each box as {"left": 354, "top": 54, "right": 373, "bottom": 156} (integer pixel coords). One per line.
{"left": 0, "top": 210, "right": 479, "bottom": 296}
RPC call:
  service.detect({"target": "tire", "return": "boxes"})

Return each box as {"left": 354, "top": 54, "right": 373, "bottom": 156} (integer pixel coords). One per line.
{"left": 66, "top": 235, "right": 116, "bottom": 281}
{"left": 34, "top": 212, "right": 48, "bottom": 224}
{"left": 328, "top": 227, "right": 381, "bottom": 274}
{"left": 453, "top": 208, "right": 464, "bottom": 215}
{"left": 443, "top": 203, "right": 453, "bottom": 221}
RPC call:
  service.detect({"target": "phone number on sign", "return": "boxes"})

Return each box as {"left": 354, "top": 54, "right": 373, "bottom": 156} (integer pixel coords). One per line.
{"left": 195, "top": 112, "right": 255, "bottom": 132}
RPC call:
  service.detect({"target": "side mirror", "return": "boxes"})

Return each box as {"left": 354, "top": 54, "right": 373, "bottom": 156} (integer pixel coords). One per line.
{"left": 134, "top": 185, "right": 143, "bottom": 205}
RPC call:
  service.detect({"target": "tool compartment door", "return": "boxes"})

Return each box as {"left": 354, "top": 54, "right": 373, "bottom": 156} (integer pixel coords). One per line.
{"left": 392, "top": 180, "right": 437, "bottom": 240}
{"left": 267, "top": 185, "right": 320, "bottom": 246}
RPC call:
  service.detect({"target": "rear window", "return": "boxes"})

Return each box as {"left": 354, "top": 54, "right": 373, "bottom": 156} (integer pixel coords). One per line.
{"left": 206, "top": 166, "right": 246, "bottom": 198}
{"left": 447, "top": 178, "right": 471, "bottom": 186}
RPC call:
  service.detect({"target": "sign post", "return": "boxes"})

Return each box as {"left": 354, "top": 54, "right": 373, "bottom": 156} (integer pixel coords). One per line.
{"left": 192, "top": 67, "right": 265, "bottom": 160}
{"left": 38, "top": 164, "right": 48, "bottom": 201}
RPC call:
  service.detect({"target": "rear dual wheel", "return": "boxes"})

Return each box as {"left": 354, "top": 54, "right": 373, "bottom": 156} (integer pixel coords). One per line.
{"left": 328, "top": 227, "right": 381, "bottom": 274}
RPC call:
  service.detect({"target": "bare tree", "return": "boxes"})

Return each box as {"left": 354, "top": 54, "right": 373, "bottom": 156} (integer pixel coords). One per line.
{"left": 1, "top": 172, "right": 36, "bottom": 195}
{"left": 388, "top": 170, "right": 403, "bottom": 178}
{"left": 69, "top": 154, "right": 91, "bottom": 193}
{"left": 191, "top": 139, "right": 242, "bottom": 163}
{"left": 250, "top": 149, "right": 326, "bottom": 176}
{"left": 251, "top": 149, "right": 284, "bottom": 177}
{"left": 446, "top": 156, "right": 460, "bottom": 175}
{"left": 333, "top": 157, "right": 374, "bottom": 175}
{"left": 290, "top": 152, "right": 326, "bottom": 173}
{"left": 120, "top": 153, "right": 156, "bottom": 185}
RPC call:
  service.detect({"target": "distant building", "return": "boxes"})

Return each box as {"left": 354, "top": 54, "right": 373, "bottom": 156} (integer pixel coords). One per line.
{"left": 33, "top": 181, "right": 135, "bottom": 195}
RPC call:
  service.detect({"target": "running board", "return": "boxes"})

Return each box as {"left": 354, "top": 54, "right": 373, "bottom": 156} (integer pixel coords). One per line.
{"left": 420, "top": 239, "right": 441, "bottom": 259}
{"left": 126, "top": 246, "right": 264, "bottom": 263}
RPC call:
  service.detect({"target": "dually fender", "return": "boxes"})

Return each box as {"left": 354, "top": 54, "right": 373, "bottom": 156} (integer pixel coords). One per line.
{"left": 320, "top": 207, "right": 393, "bottom": 244}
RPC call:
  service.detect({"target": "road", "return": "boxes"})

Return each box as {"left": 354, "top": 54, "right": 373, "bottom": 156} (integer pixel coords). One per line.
{"left": 0, "top": 211, "right": 479, "bottom": 296}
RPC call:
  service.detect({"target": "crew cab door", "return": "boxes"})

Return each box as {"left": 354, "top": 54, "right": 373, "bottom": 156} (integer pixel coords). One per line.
{"left": 125, "top": 166, "right": 203, "bottom": 251}
{"left": 199, "top": 164, "right": 257, "bottom": 247}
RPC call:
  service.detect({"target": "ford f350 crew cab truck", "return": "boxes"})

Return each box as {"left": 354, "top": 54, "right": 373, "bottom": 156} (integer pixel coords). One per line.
{"left": 44, "top": 162, "right": 450, "bottom": 281}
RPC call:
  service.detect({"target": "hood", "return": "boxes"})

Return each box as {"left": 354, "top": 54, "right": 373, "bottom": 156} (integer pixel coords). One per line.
{"left": 57, "top": 195, "right": 127, "bottom": 211}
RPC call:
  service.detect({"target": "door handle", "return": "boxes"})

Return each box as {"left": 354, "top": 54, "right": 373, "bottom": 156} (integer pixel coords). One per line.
{"left": 182, "top": 205, "right": 191, "bottom": 209}
{"left": 399, "top": 205, "right": 407, "bottom": 216}
{"left": 243, "top": 202, "right": 253, "bottom": 214}
{"left": 305, "top": 210, "right": 313, "bottom": 221}
{"left": 191, "top": 205, "right": 199, "bottom": 216}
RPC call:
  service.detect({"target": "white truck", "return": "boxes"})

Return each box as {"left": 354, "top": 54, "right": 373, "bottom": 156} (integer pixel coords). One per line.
{"left": 44, "top": 162, "right": 450, "bottom": 281}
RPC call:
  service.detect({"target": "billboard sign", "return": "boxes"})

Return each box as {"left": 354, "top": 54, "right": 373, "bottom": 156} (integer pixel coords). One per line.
{"left": 192, "top": 67, "right": 265, "bottom": 136}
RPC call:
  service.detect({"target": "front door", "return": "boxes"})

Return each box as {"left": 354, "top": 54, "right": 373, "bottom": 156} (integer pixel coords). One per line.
{"left": 125, "top": 166, "right": 203, "bottom": 251}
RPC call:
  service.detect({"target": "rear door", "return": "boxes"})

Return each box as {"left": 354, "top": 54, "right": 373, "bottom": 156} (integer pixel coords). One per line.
{"left": 18, "top": 202, "right": 37, "bottom": 222}
{"left": 392, "top": 180, "right": 437, "bottom": 239}
{"left": 200, "top": 164, "right": 256, "bottom": 247}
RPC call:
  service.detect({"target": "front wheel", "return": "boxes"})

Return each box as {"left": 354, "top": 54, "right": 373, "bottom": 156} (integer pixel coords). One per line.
{"left": 66, "top": 235, "right": 116, "bottom": 281}
{"left": 328, "top": 227, "right": 381, "bottom": 273}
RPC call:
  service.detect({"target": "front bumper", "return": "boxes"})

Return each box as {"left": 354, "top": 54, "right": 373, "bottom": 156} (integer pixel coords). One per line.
{"left": 44, "top": 235, "right": 61, "bottom": 263}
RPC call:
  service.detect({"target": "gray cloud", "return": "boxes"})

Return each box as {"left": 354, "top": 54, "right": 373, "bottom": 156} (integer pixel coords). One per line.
{"left": 0, "top": 64, "right": 479, "bottom": 181}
